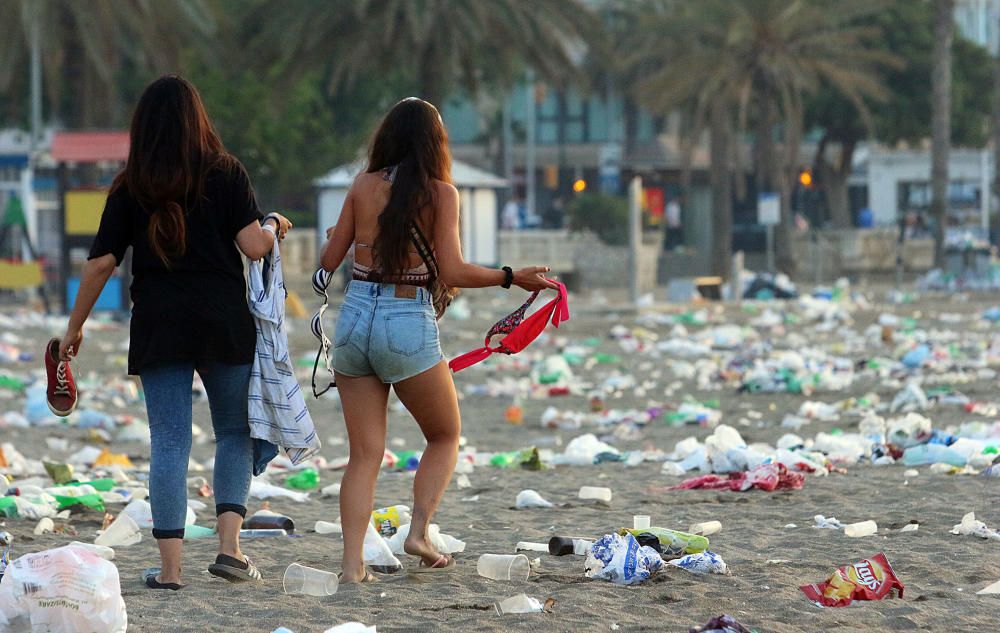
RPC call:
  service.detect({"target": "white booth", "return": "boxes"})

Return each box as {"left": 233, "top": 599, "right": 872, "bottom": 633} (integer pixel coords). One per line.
{"left": 314, "top": 159, "right": 505, "bottom": 265}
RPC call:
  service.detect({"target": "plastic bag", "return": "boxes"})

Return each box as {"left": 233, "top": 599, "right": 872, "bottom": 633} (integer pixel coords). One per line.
{"left": 584, "top": 532, "right": 662, "bottom": 585}
{"left": 668, "top": 551, "right": 728, "bottom": 575}
{"left": 0, "top": 544, "right": 127, "bottom": 632}
{"left": 363, "top": 522, "right": 402, "bottom": 573}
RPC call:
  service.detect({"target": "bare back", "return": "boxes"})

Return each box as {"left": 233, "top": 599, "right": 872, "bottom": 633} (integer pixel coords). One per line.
{"left": 350, "top": 170, "right": 435, "bottom": 273}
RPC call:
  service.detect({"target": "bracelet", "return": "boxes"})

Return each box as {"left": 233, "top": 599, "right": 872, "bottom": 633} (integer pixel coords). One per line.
{"left": 501, "top": 266, "right": 513, "bottom": 289}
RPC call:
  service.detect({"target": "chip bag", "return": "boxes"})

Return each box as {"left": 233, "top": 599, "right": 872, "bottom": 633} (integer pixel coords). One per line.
{"left": 800, "top": 553, "right": 904, "bottom": 607}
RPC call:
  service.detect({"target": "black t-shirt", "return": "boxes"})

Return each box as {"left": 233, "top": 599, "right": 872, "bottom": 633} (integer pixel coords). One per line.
{"left": 88, "top": 160, "right": 263, "bottom": 375}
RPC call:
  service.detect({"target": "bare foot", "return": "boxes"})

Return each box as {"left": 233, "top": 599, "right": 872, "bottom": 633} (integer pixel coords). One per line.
{"left": 403, "top": 533, "right": 446, "bottom": 567}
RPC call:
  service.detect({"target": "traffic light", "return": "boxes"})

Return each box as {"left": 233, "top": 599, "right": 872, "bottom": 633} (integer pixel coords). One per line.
{"left": 798, "top": 169, "right": 813, "bottom": 188}
{"left": 572, "top": 178, "right": 587, "bottom": 193}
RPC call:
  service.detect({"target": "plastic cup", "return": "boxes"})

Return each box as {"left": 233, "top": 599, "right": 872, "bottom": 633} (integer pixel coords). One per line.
{"left": 578, "top": 486, "right": 613, "bottom": 503}
{"left": 315, "top": 520, "right": 342, "bottom": 534}
{"left": 282, "top": 563, "right": 339, "bottom": 596}
{"left": 477, "top": 554, "right": 531, "bottom": 581}
{"left": 495, "top": 593, "right": 543, "bottom": 615}
{"left": 95, "top": 512, "right": 142, "bottom": 547}
{"left": 633, "top": 515, "right": 651, "bottom": 530}
{"left": 689, "top": 520, "right": 722, "bottom": 536}
{"left": 844, "top": 520, "right": 878, "bottom": 538}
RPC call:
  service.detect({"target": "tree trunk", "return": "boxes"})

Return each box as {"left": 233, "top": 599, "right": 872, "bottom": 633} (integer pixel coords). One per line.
{"left": 817, "top": 135, "right": 857, "bottom": 229}
{"left": 709, "top": 103, "right": 732, "bottom": 279}
{"left": 931, "top": 0, "right": 954, "bottom": 267}
{"left": 993, "top": 26, "right": 1000, "bottom": 234}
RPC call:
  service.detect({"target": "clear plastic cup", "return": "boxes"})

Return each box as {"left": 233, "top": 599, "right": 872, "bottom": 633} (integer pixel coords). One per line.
{"left": 477, "top": 554, "right": 531, "bottom": 581}
{"left": 689, "top": 520, "right": 722, "bottom": 536}
{"left": 495, "top": 593, "right": 543, "bottom": 614}
{"left": 578, "top": 486, "right": 612, "bottom": 503}
{"left": 282, "top": 563, "right": 339, "bottom": 596}
{"left": 315, "top": 520, "right": 342, "bottom": 534}
{"left": 633, "top": 515, "right": 651, "bottom": 530}
{"left": 844, "top": 520, "right": 878, "bottom": 537}
{"left": 95, "top": 512, "right": 142, "bottom": 547}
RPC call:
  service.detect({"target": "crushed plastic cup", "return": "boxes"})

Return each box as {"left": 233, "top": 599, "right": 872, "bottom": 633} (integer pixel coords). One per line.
{"left": 95, "top": 512, "right": 142, "bottom": 547}
{"left": 844, "top": 520, "right": 878, "bottom": 538}
{"left": 633, "top": 515, "right": 651, "bottom": 530}
{"left": 495, "top": 593, "right": 543, "bottom": 615}
{"left": 283, "top": 562, "right": 339, "bottom": 596}
{"left": 689, "top": 521, "right": 722, "bottom": 536}
{"left": 477, "top": 554, "right": 531, "bottom": 581}
{"left": 578, "top": 486, "right": 612, "bottom": 503}
{"left": 33, "top": 518, "right": 55, "bottom": 535}
{"left": 315, "top": 520, "right": 342, "bottom": 535}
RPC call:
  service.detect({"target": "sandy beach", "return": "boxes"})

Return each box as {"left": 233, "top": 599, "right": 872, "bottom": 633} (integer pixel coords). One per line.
{"left": 2, "top": 284, "right": 1000, "bottom": 633}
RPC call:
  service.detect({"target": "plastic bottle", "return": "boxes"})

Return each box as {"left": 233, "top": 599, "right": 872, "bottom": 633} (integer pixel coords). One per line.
{"left": 245, "top": 511, "right": 295, "bottom": 532}
{"left": 239, "top": 529, "right": 288, "bottom": 537}
{"left": 689, "top": 521, "right": 722, "bottom": 536}
{"left": 314, "top": 521, "right": 341, "bottom": 534}
{"left": 371, "top": 505, "right": 411, "bottom": 537}
{"left": 504, "top": 397, "right": 524, "bottom": 425}
{"left": 547, "top": 536, "right": 592, "bottom": 556}
{"left": 901, "top": 444, "right": 967, "bottom": 467}
{"left": 0, "top": 497, "right": 16, "bottom": 518}
{"left": 515, "top": 542, "right": 549, "bottom": 553}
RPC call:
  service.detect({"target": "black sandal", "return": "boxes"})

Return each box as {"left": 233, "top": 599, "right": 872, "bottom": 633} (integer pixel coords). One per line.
{"left": 142, "top": 568, "right": 186, "bottom": 591}
{"left": 338, "top": 567, "right": 378, "bottom": 584}
{"left": 208, "top": 554, "right": 263, "bottom": 583}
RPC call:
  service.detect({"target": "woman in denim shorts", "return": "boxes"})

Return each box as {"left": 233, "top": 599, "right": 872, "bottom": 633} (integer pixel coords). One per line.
{"left": 320, "top": 98, "right": 555, "bottom": 582}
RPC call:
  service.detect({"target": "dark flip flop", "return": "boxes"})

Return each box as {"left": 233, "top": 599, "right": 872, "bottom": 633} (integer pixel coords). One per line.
{"left": 142, "top": 567, "right": 186, "bottom": 591}
{"left": 337, "top": 567, "right": 378, "bottom": 584}
{"left": 208, "top": 554, "right": 263, "bottom": 583}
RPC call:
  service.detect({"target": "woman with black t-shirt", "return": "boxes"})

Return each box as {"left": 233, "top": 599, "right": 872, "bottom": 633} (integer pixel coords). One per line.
{"left": 58, "top": 75, "right": 292, "bottom": 590}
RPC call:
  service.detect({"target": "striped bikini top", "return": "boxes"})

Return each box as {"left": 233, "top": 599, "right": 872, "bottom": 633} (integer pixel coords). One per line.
{"left": 351, "top": 165, "right": 432, "bottom": 287}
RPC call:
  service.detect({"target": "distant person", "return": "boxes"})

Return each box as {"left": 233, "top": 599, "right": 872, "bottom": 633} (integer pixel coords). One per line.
{"left": 55, "top": 75, "right": 293, "bottom": 590}
{"left": 501, "top": 196, "right": 522, "bottom": 229}
{"left": 319, "top": 97, "right": 555, "bottom": 583}
{"left": 665, "top": 198, "right": 682, "bottom": 248}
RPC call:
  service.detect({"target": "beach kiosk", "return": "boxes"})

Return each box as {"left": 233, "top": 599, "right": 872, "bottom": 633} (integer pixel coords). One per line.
{"left": 52, "top": 131, "right": 130, "bottom": 313}
{"left": 314, "top": 159, "right": 505, "bottom": 267}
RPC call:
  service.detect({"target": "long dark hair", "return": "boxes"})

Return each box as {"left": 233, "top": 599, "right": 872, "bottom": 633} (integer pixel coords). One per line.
{"left": 366, "top": 98, "right": 451, "bottom": 278}
{"left": 112, "top": 74, "right": 233, "bottom": 266}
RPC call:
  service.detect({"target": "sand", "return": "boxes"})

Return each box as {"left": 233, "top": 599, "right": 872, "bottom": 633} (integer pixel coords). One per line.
{"left": 2, "top": 284, "right": 1000, "bottom": 633}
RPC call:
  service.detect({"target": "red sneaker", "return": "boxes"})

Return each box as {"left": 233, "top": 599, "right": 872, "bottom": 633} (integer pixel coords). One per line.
{"left": 45, "top": 338, "right": 78, "bottom": 417}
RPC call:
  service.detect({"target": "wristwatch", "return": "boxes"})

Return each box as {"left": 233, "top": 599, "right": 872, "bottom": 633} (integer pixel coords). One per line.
{"left": 501, "top": 266, "right": 514, "bottom": 289}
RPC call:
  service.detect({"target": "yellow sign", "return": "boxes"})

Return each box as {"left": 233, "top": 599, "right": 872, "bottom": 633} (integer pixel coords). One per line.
{"left": 0, "top": 260, "right": 43, "bottom": 289}
{"left": 65, "top": 190, "right": 108, "bottom": 235}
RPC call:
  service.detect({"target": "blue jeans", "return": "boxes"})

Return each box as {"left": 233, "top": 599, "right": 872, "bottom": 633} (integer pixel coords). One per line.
{"left": 141, "top": 362, "right": 253, "bottom": 539}
{"left": 332, "top": 281, "right": 443, "bottom": 384}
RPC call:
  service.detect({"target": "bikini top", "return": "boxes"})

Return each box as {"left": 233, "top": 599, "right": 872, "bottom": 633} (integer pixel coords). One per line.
{"left": 350, "top": 165, "right": 431, "bottom": 287}
{"left": 449, "top": 280, "right": 570, "bottom": 372}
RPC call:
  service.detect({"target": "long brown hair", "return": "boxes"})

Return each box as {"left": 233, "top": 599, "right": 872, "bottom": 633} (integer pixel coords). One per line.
{"left": 366, "top": 98, "right": 451, "bottom": 278}
{"left": 112, "top": 75, "right": 233, "bottom": 266}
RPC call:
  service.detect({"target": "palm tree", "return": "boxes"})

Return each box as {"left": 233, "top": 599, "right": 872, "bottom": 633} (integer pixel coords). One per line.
{"left": 931, "top": 0, "right": 955, "bottom": 267}
{"left": 249, "top": 0, "right": 598, "bottom": 105}
{"left": 0, "top": 0, "right": 216, "bottom": 128}
{"left": 622, "top": 0, "right": 891, "bottom": 276}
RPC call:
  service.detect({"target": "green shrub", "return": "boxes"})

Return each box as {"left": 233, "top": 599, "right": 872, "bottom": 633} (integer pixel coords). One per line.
{"left": 565, "top": 193, "right": 629, "bottom": 245}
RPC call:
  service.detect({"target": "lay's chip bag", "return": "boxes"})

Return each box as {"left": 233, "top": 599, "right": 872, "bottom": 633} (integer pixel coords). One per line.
{"left": 800, "top": 553, "right": 904, "bottom": 607}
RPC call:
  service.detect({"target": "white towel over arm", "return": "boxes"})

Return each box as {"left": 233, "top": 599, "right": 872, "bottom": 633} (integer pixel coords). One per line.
{"left": 247, "top": 236, "right": 321, "bottom": 465}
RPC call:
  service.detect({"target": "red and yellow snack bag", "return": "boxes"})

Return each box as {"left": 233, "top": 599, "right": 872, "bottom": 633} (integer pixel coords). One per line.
{"left": 800, "top": 553, "right": 904, "bottom": 608}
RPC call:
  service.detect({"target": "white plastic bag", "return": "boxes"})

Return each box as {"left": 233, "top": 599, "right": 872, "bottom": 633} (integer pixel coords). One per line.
{"left": 386, "top": 524, "right": 465, "bottom": 555}
{"left": 0, "top": 544, "right": 127, "bottom": 632}
{"left": 363, "top": 522, "right": 402, "bottom": 572}
{"left": 584, "top": 532, "right": 662, "bottom": 585}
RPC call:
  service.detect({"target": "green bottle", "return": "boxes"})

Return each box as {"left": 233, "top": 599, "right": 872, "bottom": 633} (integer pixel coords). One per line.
{"left": 0, "top": 497, "right": 16, "bottom": 518}
{"left": 54, "top": 493, "right": 105, "bottom": 512}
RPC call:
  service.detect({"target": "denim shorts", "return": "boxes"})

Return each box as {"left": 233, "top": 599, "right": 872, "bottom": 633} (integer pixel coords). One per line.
{"left": 332, "top": 281, "right": 443, "bottom": 384}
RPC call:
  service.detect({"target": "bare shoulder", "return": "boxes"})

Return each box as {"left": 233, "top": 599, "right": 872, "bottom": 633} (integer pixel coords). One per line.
{"left": 432, "top": 180, "right": 459, "bottom": 203}
{"left": 351, "top": 170, "right": 383, "bottom": 192}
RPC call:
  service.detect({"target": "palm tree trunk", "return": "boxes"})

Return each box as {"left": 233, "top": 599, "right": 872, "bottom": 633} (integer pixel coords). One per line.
{"left": 931, "top": 0, "right": 954, "bottom": 267}
{"left": 709, "top": 103, "right": 732, "bottom": 279}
